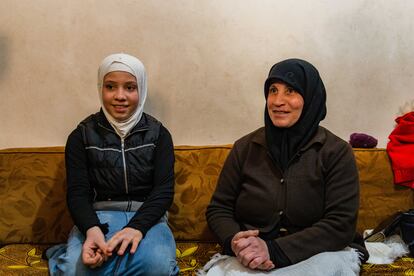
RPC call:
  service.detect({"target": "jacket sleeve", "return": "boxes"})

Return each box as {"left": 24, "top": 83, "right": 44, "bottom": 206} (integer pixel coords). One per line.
{"left": 66, "top": 127, "right": 106, "bottom": 235}
{"left": 126, "top": 126, "right": 175, "bottom": 236}
{"left": 206, "top": 142, "right": 244, "bottom": 253}
{"left": 274, "top": 141, "right": 360, "bottom": 265}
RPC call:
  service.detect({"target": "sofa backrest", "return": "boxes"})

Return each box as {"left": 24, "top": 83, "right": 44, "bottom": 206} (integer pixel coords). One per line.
{"left": 168, "top": 145, "right": 231, "bottom": 242}
{"left": 0, "top": 147, "right": 70, "bottom": 245}
{"left": 0, "top": 147, "right": 412, "bottom": 245}
{"left": 354, "top": 149, "right": 413, "bottom": 233}
{"left": 0, "top": 146, "right": 232, "bottom": 244}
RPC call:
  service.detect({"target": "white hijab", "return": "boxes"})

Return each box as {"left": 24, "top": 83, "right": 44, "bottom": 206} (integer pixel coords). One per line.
{"left": 97, "top": 53, "right": 148, "bottom": 138}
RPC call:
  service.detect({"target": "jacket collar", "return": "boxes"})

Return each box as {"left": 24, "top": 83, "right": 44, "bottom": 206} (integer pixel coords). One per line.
{"left": 252, "top": 126, "right": 327, "bottom": 152}
{"left": 97, "top": 109, "right": 149, "bottom": 135}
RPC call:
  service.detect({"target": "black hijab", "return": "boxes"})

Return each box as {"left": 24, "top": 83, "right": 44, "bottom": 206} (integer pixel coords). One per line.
{"left": 264, "top": 58, "right": 327, "bottom": 171}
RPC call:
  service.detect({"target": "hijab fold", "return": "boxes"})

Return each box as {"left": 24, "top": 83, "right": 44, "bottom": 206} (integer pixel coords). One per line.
{"left": 264, "top": 59, "right": 327, "bottom": 170}
{"left": 97, "top": 53, "right": 148, "bottom": 138}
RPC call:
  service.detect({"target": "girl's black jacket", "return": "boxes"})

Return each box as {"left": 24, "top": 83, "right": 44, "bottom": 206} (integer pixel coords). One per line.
{"left": 65, "top": 110, "right": 175, "bottom": 236}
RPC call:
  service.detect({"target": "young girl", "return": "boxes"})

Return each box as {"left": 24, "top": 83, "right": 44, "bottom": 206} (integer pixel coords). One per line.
{"left": 47, "top": 53, "right": 179, "bottom": 275}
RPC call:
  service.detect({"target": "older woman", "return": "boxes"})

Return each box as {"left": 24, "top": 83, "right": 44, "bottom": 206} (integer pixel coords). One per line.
{"left": 206, "top": 59, "right": 368, "bottom": 275}
{"left": 47, "top": 53, "right": 179, "bottom": 275}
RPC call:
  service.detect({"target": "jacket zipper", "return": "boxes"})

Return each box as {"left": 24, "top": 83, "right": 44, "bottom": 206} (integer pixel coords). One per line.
{"left": 120, "top": 129, "right": 149, "bottom": 197}
{"left": 121, "top": 138, "right": 129, "bottom": 194}
{"left": 97, "top": 122, "right": 150, "bottom": 197}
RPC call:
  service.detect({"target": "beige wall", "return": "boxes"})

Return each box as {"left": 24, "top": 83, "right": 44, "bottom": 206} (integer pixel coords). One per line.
{"left": 1, "top": 0, "right": 413, "bottom": 149}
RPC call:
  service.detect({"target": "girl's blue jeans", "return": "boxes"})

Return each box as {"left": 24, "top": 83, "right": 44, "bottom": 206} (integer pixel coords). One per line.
{"left": 47, "top": 211, "right": 179, "bottom": 276}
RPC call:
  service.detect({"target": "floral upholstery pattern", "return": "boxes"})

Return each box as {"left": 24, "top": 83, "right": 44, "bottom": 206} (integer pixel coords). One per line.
{"left": 0, "top": 244, "right": 48, "bottom": 275}
{"left": 0, "top": 147, "right": 73, "bottom": 244}
{"left": 361, "top": 258, "right": 414, "bottom": 275}
{"left": 0, "top": 146, "right": 413, "bottom": 275}
{"left": 1, "top": 244, "right": 414, "bottom": 275}
{"left": 0, "top": 242, "right": 222, "bottom": 275}
{"left": 170, "top": 146, "right": 232, "bottom": 242}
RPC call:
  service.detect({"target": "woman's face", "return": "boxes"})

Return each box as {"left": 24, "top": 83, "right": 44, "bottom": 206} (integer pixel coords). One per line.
{"left": 267, "top": 81, "right": 304, "bottom": 128}
{"left": 102, "top": 71, "right": 139, "bottom": 122}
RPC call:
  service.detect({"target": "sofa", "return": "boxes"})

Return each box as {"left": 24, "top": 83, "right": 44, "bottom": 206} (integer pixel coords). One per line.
{"left": 0, "top": 146, "right": 413, "bottom": 275}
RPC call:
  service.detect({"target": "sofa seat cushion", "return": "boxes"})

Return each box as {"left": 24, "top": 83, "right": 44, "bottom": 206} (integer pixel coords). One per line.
{"left": 361, "top": 257, "right": 414, "bottom": 275}
{"left": 175, "top": 242, "right": 221, "bottom": 275}
{"left": 1, "top": 243, "right": 414, "bottom": 275}
{"left": 0, "top": 242, "right": 221, "bottom": 275}
{"left": 0, "top": 244, "right": 48, "bottom": 275}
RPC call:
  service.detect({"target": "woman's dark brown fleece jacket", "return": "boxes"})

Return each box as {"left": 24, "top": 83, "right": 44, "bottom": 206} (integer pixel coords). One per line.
{"left": 206, "top": 126, "right": 368, "bottom": 266}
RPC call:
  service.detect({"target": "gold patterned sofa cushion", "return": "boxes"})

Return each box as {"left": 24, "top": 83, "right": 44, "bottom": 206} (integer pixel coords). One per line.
{"left": 1, "top": 146, "right": 414, "bottom": 276}
{"left": 0, "top": 242, "right": 222, "bottom": 276}
{"left": 0, "top": 243, "right": 414, "bottom": 275}
{"left": 355, "top": 149, "right": 414, "bottom": 233}
{"left": 169, "top": 145, "right": 232, "bottom": 242}
{"left": 0, "top": 147, "right": 72, "bottom": 244}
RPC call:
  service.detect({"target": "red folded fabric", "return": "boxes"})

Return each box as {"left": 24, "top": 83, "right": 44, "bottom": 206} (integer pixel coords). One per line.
{"left": 387, "top": 111, "right": 414, "bottom": 188}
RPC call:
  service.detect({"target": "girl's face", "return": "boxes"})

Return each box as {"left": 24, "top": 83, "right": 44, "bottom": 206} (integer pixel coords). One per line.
{"left": 267, "top": 81, "right": 304, "bottom": 128}
{"left": 102, "top": 71, "right": 139, "bottom": 122}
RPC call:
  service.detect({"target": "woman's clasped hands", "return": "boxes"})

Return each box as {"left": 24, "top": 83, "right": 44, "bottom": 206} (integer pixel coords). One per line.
{"left": 82, "top": 226, "right": 143, "bottom": 268}
{"left": 231, "top": 230, "right": 275, "bottom": 271}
